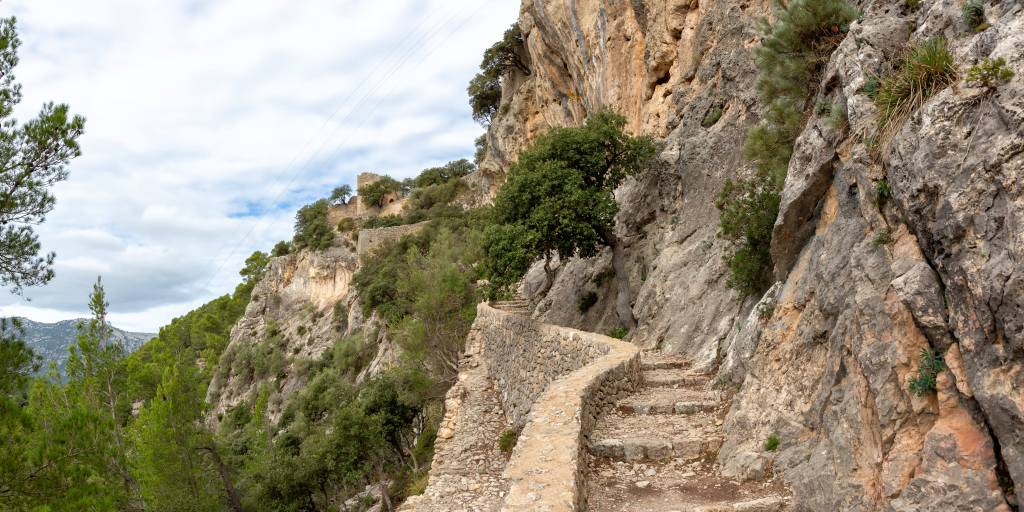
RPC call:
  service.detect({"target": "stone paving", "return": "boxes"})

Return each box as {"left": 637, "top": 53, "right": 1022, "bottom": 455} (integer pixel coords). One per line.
{"left": 584, "top": 352, "right": 792, "bottom": 512}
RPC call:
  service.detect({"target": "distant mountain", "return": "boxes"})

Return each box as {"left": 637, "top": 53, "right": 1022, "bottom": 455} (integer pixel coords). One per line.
{"left": 14, "top": 318, "right": 155, "bottom": 376}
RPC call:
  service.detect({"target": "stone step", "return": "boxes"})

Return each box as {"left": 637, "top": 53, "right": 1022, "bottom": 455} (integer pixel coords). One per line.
{"left": 639, "top": 352, "right": 691, "bottom": 371}
{"left": 616, "top": 387, "right": 722, "bottom": 415}
{"left": 643, "top": 368, "right": 711, "bottom": 388}
{"left": 588, "top": 411, "right": 723, "bottom": 462}
{"left": 692, "top": 496, "right": 789, "bottom": 512}
{"left": 588, "top": 434, "right": 724, "bottom": 462}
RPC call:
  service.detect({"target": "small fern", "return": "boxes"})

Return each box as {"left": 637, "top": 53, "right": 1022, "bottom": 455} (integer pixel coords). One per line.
{"left": 908, "top": 348, "right": 946, "bottom": 396}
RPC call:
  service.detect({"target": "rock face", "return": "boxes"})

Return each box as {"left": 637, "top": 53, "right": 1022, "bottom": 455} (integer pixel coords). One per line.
{"left": 471, "top": 0, "right": 1022, "bottom": 509}
{"left": 206, "top": 245, "right": 383, "bottom": 424}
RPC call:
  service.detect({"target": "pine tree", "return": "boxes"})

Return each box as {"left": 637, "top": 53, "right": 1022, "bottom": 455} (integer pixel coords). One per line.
{"left": 0, "top": 16, "right": 86, "bottom": 293}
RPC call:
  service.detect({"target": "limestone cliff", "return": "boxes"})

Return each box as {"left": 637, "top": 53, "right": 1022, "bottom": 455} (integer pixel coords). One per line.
{"left": 472, "top": 0, "right": 1022, "bottom": 509}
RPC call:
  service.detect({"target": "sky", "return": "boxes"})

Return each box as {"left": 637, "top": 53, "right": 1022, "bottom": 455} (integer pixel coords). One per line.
{"left": 0, "top": 0, "right": 520, "bottom": 332}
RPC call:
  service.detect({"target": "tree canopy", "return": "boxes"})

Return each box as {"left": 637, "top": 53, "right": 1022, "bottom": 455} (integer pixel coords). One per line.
{"left": 468, "top": 24, "right": 528, "bottom": 125}
{"left": 0, "top": 16, "right": 86, "bottom": 293}
{"left": 482, "top": 109, "right": 656, "bottom": 328}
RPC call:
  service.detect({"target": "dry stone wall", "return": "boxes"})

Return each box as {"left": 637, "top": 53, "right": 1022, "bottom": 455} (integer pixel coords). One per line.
{"left": 356, "top": 221, "right": 430, "bottom": 257}
{"left": 404, "top": 305, "right": 640, "bottom": 512}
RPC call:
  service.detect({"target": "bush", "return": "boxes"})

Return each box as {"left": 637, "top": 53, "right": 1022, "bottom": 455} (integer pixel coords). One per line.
{"left": 359, "top": 176, "right": 403, "bottom": 208}
{"left": 498, "top": 429, "right": 519, "bottom": 453}
{"left": 410, "top": 159, "right": 474, "bottom": 189}
{"left": 872, "top": 227, "right": 894, "bottom": 246}
{"left": 271, "top": 240, "right": 292, "bottom": 257}
{"left": 578, "top": 291, "right": 599, "bottom": 313}
{"left": 966, "top": 57, "right": 1014, "bottom": 89}
{"left": 763, "top": 435, "right": 781, "bottom": 451}
{"left": 701, "top": 105, "right": 724, "bottom": 127}
{"left": 716, "top": 172, "right": 782, "bottom": 297}
{"left": 962, "top": 0, "right": 987, "bottom": 32}
{"left": 908, "top": 348, "right": 945, "bottom": 396}
{"left": 294, "top": 199, "right": 335, "bottom": 250}
{"left": 362, "top": 215, "right": 405, "bottom": 230}
{"left": 468, "top": 25, "right": 528, "bottom": 125}
{"left": 874, "top": 179, "right": 891, "bottom": 206}
{"left": 474, "top": 134, "right": 488, "bottom": 165}
{"left": 607, "top": 327, "right": 629, "bottom": 339}
{"left": 719, "top": 0, "right": 857, "bottom": 297}
{"left": 875, "top": 38, "right": 957, "bottom": 141}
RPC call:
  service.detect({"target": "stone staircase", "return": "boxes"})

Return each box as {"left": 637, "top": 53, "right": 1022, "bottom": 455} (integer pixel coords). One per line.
{"left": 585, "top": 352, "right": 791, "bottom": 512}
{"left": 489, "top": 294, "right": 531, "bottom": 315}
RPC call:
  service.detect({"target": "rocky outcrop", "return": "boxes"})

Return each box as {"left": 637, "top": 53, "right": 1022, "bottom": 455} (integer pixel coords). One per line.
{"left": 463, "top": 0, "right": 1021, "bottom": 509}
{"left": 206, "top": 245, "right": 369, "bottom": 424}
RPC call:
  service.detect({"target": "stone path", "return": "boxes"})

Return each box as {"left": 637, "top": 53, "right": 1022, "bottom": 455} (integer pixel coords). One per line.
{"left": 585, "top": 352, "right": 791, "bottom": 512}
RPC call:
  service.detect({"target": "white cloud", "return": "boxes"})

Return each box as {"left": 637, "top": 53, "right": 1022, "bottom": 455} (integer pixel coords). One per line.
{"left": 0, "top": 0, "right": 519, "bottom": 332}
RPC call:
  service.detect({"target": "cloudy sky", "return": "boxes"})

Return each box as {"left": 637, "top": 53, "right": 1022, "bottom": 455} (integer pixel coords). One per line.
{"left": 0, "top": 0, "right": 520, "bottom": 332}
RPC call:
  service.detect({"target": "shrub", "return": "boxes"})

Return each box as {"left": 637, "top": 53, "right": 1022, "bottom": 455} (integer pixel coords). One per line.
{"left": 405, "top": 180, "right": 465, "bottom": 221}
{"left": 763, "top": 435, "right": 781, "bottom": 451}
{"left": 411, "top": 159, "right": 475, "bottom": 189}
{"left": 874, "top": 179, "right": 892, "bottom": 206}
{"left": 815, "top": 101, "right": 833, "bottom": 116}
{"left": 498, "top": 429, "right": 519, "bottom": 453}
{"left": 962, "top": 0, "right": 987, "bottom": 32}
{"left": 362, "top": 215, "right": 405, "bottom": 230}
{"left": 578, "top": 291, "right": 599, "bottom": 313}
{"left": 294, "top": 199, "right": 335, "bottom": 250}
{"left": 720, "top": 0, "right": 858, "bottom": 297}
{"left": 908, "top": 348, "right": 945, "bottom": 396}
{"left": 359, "top": 176, "right": 403, "bottom": 208}
{"left": 859, "top": 76, "right": 880, "bottom": 98}
{"left": 333, "top": 301, "right": 349, "bottom": 332}
{"left": 827, "top": 100, "right": 848, "bottom": 131}
{"left": 271, "top": 240, "right": 292, "bottom": 257}
{"left": 875, "top": 38, "right": 957, "bottom": 141}
{"left": 715, "top": 172, "right": 782, "bottom": 297}
{"left": 608, "top": 327, "right": 629, "bottom": 339}
{"left": 469, "top": 25, "right": 528, "bottom": 125}
{"left": 906, "top": 0, "right": 922, "bottom": 10}
{"left": 475, "top": 134, "right": 488, "bottom": 165}
{"left": 872, "top": 227, "right": 895, "bottom": 246}
{"left": 336, "top": 217, "right": 357, "bottom": 234}
{"left": 701, "top": 105, "right": 724, "bottom": 128}
{"left": 966, "top": 57, "right": 1015, "bottom": 89}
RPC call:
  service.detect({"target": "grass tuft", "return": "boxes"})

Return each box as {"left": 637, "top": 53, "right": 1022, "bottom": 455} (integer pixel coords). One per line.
{"left": 962, "top": 0, "right": 986, "bottom": 32}
{"left": 499, "top": 429, "right": 519, "bottom": 453}
{"left": 764, "top": 435, "right": 781, "bottom": 452}
{"left": 875, "top": 38, "right": 957, "bottom": 144}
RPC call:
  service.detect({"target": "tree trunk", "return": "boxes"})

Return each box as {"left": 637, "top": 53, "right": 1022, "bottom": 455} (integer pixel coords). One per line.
{"left": 607, "top": 233, "right": 637, "bottom": 332}
{"left": 201, "top": 447, "right": 244, "bottom": 512}
{"left": 540, "top": 256, "right": 556, "bottom": 297}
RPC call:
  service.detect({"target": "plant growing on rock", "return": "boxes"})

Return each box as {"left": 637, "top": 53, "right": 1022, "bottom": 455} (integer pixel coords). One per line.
{"left": 468, "top": 24, "right": 530, "bottom": 125}
{"left": 966, "top": 57, "right": 1015, "bottom": 89}
{"left": 962, "top": 0, "right": 987, "bottom": 32}
{"left": 718, "top": 0, "right": 858, "bottom": 297}
{"left": 498, "top": 429, "right": 519, "bottom": 453}
{"left": 875, "top": 38, "right": 957, "bottom": 142}
{"left": 908, "top": 348, "right": 945, "bottom": 396}
{"left": 482, "top": 109, "right": 658, "bottom": 330}
{"left": 607, "top": 326, "right": 629, "bottom": 340}
{"left": 701, "top": 105, "right": 724, "bottom": 128}
{"left": 764, "top": 435, "right": 781, "bottom": 451}
{"left": 872, "top": 227, "right": 895, "bottom": 247}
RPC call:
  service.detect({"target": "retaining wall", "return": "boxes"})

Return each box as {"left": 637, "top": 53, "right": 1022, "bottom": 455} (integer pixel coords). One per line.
{"left": 472, "top": 305, "right": 642, "bottom": 511}
{"left": 355, "top": 221, "right": 430, "bottom": 256}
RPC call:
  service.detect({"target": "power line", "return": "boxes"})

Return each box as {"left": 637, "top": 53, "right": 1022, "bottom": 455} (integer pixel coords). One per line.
{"left": 201, "top": 2, "right": 486, "bottom": 292}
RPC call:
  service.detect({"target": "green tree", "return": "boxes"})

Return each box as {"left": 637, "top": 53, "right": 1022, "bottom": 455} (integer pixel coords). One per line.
{"left": 358, "top": 177, "right": 402, "bottom": 209}
{"left": 717, "top": 0, "right": 857, "bottom": 297}
{"left": 271, "top": 240, "right": 292, "bottom": 257}
{"left": 240, "top": 250, "right": 270, "bottom": 287}
{"left": 294, "top": 199, "right": 334, "bottom": 251}
{"left": 411, "top": 159, "right": 474, "bottom": 189}
{"left": 131, "top": 362, "right": 238, "bottom": 512}
{"left": 0, "top": 16, "right": 86, "bottom": 293}
{"left": 483, "top": 109, "right": 656, "bottom": 329}
{"left": 329, "top": 185, "right": 353, "bottom": 205}
{"left": 468, "top": 24, "right": 529, "bottom": 125}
